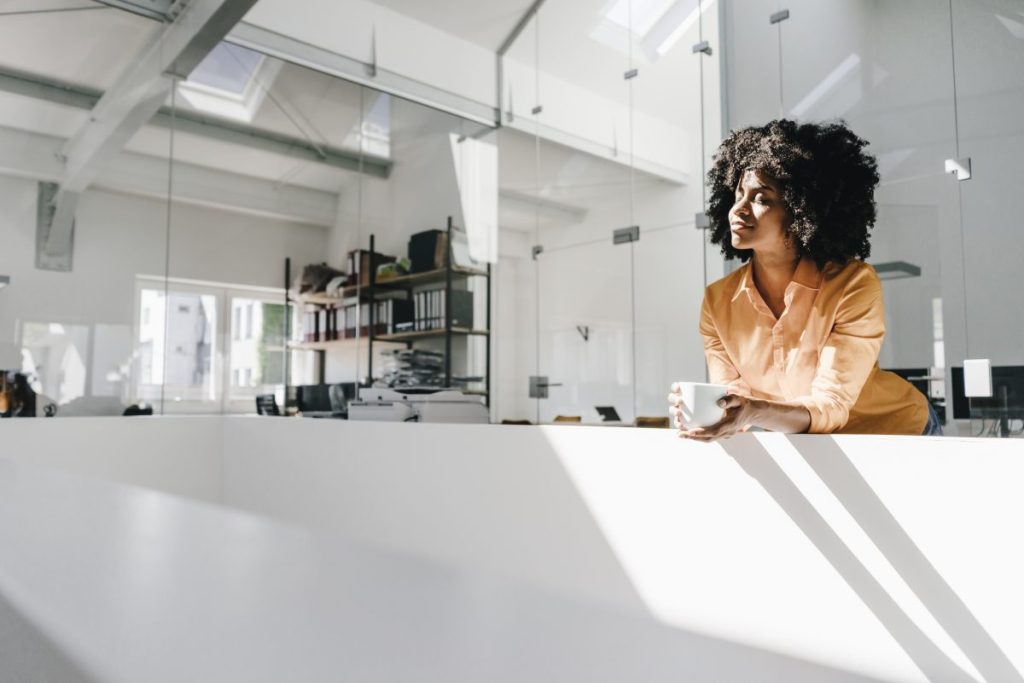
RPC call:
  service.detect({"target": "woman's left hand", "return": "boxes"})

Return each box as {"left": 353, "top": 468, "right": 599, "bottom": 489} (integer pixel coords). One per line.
{"left": 678, "top": 394, "right": 759, "bottom": 442}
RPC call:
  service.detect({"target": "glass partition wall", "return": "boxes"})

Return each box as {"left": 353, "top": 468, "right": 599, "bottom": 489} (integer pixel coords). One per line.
{"left": 0, "top": 4, "right": 495, "bottom": 418}
{"left": 498, "top": 0, "right": 721, "bottom": 425}
{"left": 2, "top": 1, "right": 1020, "bottom": 434}
{"left": 164, "top": 48, "right": 495, "bottom": 414}
{"left": 742, "top": 0, "right": 1023, "bottom": 435}
{"left": 0, "top": 6, "right": 172, "bottom": 417}
{"left": 496, "top": 0, "right": 1022, "bottom": 435}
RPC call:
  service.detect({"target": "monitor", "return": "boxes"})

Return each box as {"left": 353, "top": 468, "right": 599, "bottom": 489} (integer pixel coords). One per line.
{"left": 296, "top": 383, "right": 356, "bottom": 416}
{"left": 950, "top": 366, "right": 1024, "bottom": 420}
{"left": 884, "top": 367, "right": 930, "bottom": 398}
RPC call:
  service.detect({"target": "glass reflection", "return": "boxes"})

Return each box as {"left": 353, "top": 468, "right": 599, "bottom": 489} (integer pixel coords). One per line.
{"left": 0, "top": 6, "right": 170, "bottom": 417}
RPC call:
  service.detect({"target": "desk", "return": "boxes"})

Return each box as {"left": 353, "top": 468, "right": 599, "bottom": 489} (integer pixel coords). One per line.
{"left": 2, "top": 417, "right": 1023, "bottom": 682}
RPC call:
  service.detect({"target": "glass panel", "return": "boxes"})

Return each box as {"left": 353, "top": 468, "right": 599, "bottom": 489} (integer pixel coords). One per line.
{"left": 699, "top": 3, "right": 726, "bottom": 288}
{"left": 502, "top": 0, "right": 629, "bottom": 167}
{"left": 499, "top": 11, "right": 543, "bottom": 423}
{"left": 774, "top": 0, "right": 961, "bottom": 431}
{"left": 953, "top": 0, "right": 1024, "bottom": 364}
{"left": 722, "top": 0, "right": 783, "bottom": 127}
{"left": 529, "top": 1, "right": 634, "bottom": 425}
{"left": 537, "top": 238, "right": 634, "bottom": 425}
{"left": 952, "top": 0, "right": 1024, "bottom": 434}
{"left": 631, "top": 0, "right": 717, "bottom": 422}
{"left": 168, "top": 43, "right": 496, "bottom": 414}
{"left": 0, "top": 8, "right": 170, "bottom": 418}
{"left": 227, "top": 297, "right": 286, "bottom": 401}
{"left": 136, "top": 285, "right": 218, "bottom": 405}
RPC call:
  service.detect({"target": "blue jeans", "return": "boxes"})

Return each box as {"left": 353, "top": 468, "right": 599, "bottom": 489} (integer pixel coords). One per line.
{"left": 922, "top": 401, "right": 944, "bottom": 436}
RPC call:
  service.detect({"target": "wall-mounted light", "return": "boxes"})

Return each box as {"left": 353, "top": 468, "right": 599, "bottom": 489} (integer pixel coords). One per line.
{"left": 873, "top": 261, "right": 921, "bottom": 281}
{"left": 0, "top": 275, "right": 9, "bottom": 289}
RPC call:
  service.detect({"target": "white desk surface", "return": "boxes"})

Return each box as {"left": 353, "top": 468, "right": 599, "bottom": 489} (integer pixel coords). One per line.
{"left": 0, "top": 456, "right": 877, "bottom": 683}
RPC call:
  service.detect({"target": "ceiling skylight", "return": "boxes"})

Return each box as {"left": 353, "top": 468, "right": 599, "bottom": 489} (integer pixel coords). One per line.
{"left": 648, "top": 0, "right": 716, "bottom": 57}
{"left": 604, "top": 0, "right": 676, "bottom": 36}
{"left": 594, "top": 0, "right": 716, "bottom": 62}
{"left": 342, "top": 93, "right": 392, "bottom": 158}
{"left": 189, "top": 42, "right": 263, "bottom": 94}
{"left": 177, "top": 43, "right": 282, "bottom": 123}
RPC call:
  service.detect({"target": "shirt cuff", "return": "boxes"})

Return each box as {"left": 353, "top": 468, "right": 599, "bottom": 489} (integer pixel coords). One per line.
{"left": 795, "top": 396, "right": 845, "bottom": 434}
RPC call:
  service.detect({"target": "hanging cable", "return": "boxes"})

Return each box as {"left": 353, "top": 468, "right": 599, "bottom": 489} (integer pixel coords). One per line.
{"left": 947, "top": 0, "right": 970, "bottom": 358}
{"left": 627, "top": 0, "right": 639, "bottom": 422}
{"left": 160, "top": 79, "right": 177, "bottom": 415}
{"left": 533, "top": 13, "right": 543, "bottom": 424}
{"left": 697, "top": 0, "right": 710, "bottom": 383}
{"left": 354, "top": 86, "right": 366, "bottom": 387}
{"left": 776, "top": 0, "right": 784, "bottom": 116}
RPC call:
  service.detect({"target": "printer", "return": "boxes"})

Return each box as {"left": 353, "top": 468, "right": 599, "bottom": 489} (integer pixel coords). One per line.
{"left": 348, "top": 387, "right": 489, "bottom": 424}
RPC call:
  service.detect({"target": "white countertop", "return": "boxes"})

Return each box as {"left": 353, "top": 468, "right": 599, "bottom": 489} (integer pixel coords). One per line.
{"left": 0, "top": 456, "right": 879, "bottom": 683}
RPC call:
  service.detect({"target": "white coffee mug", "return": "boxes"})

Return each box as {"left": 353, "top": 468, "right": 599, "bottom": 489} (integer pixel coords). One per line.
{"left": 672, "top": 382, "right": 729, "bottom": 428}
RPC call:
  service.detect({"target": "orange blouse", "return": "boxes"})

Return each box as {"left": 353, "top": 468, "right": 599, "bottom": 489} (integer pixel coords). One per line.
{"left": 700, "top": 258, "right": 929, "bottom": 435}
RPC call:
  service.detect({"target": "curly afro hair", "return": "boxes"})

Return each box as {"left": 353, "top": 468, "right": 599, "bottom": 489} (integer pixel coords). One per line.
{"left": 705, "top": 119, "right": 880, "bottom": 269}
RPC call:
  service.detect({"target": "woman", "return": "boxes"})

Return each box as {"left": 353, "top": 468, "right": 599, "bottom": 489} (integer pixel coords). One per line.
{"left": 669, "top": 119, "right": 939, "bottom": 440}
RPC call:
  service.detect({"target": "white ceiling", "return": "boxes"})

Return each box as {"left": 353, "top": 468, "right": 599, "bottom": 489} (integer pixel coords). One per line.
{"left": 369, "top": 0, "right": 536, "bottom": 51}
{"left": 0, "top": 1, "right": 159, "bottom": 89}
{"left": 502, "top": 0, "right": 705, "bottom": 119}
{"left": 369, "top": 0, "right": 705, "bottom": 119}
{"left": 0, "top": 0, "right": 650, "bottom": 211}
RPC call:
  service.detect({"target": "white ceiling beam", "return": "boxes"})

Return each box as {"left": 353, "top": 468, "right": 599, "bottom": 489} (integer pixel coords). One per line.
{"left": 60, "top": 0, "right": 261, "bottom": 193}
{"left": 0, "top": 125, "right": 337, "bottom": 227}
{"left": 44, "top": 0, "right": 261, "bottom": 262}
{"left": 0, "top": 66, "right": 392, "bottom": 179}
{"left": 92, "top": 0, "right": 178, "bottom": 22}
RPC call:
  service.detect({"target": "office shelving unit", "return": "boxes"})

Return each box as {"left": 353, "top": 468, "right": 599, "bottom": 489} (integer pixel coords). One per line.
{"left": 284, "top": 217, "right": 492, "bottom": 409}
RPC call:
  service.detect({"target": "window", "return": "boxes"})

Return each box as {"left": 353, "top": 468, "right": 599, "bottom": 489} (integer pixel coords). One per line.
{"left": 20, "top": 322, "right": 90, "bottom": 406}
{"left": 229, "top": 297, "right": 286, "bottom": 402}
{"left": 135, "top": 284, "right": 217, "bottom": 404}
{"left": 134, "top": 277, "right": 285, "bottom": 413}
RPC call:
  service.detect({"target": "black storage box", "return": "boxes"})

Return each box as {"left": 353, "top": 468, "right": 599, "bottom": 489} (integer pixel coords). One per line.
{"left": 408, "top": 230, "right": 447, "bottom": 273}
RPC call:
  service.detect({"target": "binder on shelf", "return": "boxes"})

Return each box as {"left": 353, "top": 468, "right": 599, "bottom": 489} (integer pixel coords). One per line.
{"left": 379, "top": 299, "right": 413, "bottom": 335}
{"left": 448, "top": 289, "right": 473, "bottom": 329}
{"left": 404, "top": 288, "right": 474, "bottom": 331}
{"left": 393, "top": 297, "right": 415, "bottom": 333}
